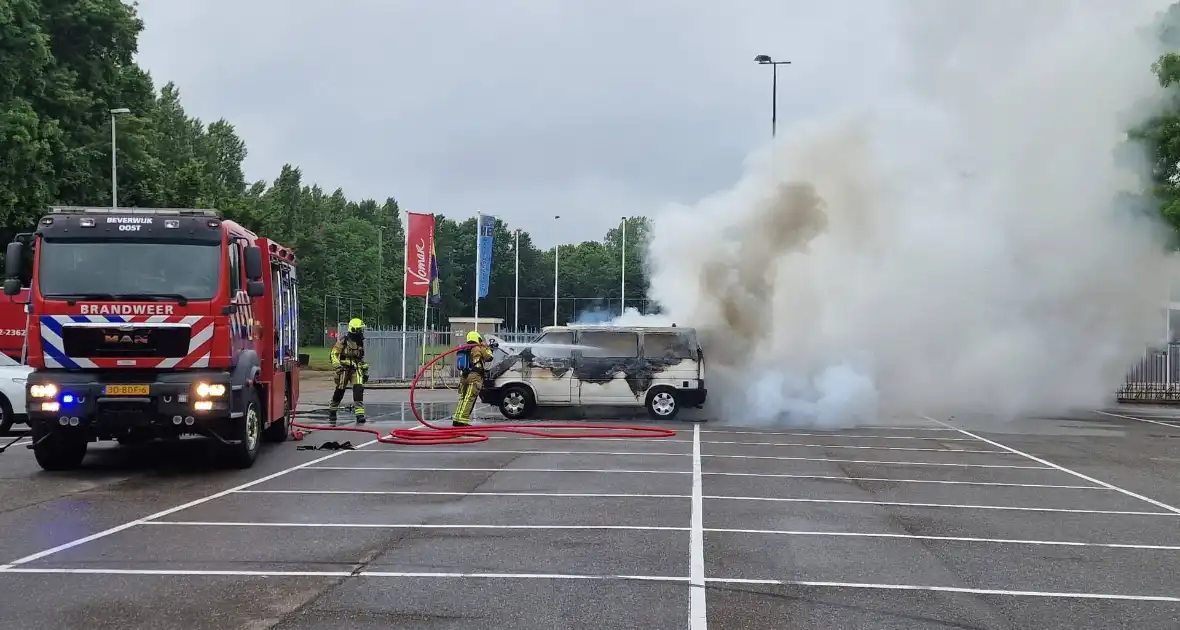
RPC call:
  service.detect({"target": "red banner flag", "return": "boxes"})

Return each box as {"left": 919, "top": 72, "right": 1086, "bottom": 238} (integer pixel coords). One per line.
{"left": 404, "top": 212, "right": 435, "bottom": 297}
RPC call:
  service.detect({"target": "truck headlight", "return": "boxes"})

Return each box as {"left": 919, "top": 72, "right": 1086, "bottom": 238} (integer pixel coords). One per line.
{"left": 195, "top": 382, "right": 226, "bottom": 397}
{"left": 30, "top": 383, "right": 57, "bottom": 398}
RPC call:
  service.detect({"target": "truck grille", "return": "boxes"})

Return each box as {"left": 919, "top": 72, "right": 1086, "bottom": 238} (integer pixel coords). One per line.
{"left": 61, "top": 326, "right": 191, "bottom": 358}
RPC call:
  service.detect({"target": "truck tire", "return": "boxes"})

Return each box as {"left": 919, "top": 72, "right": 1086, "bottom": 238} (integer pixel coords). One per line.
{"left": 32, "top": 427, "right": 88, "bottom": 471}
{"left": 223, "top": 387, "right": 262, "bottom": 468}
{"left": 262, "top": 384, "right": 290, "bottom": 443}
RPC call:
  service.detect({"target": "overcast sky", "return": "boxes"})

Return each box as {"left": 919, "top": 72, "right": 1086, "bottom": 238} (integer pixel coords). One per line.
{"left": 133, "top": 0, "right": 899, "bottom": 247}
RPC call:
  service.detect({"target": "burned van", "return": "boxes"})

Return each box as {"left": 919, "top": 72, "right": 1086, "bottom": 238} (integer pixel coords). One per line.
{"left": 479, "top": 325, "right": 706, "bottom": 420}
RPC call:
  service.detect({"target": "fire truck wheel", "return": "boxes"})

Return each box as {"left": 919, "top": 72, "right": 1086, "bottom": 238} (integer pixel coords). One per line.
{"left": 262, "top": 386, "right": 290, "bottom": 443}
{"left": 224, "top": 388, "right": 262, "bottom": 468}
{"left": 32, "top": 428, "right": 88, "bottom": 471}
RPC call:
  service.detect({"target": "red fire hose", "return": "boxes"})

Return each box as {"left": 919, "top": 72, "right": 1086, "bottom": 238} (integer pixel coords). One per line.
{"left": 288, "top": 343, "right": 677, "bottom": 445}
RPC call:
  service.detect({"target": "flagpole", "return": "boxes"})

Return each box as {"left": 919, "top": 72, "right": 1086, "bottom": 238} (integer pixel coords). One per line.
{"left": 514, "top": 228, "right": 520, "bottom": 332}
{"left": 400, "top": 213, "right": 409, "bottom": 379}
{"left": 553, "top": 215, "right": 560, "bottom": 326}
{"left": 620, "top": 216, "right": 626, "bottom": 317}
{"left": 474, "top": 211, "right": 481, "bottom": 330}
{"left": 422, "top": 218, "right": 433, "bottom": 371}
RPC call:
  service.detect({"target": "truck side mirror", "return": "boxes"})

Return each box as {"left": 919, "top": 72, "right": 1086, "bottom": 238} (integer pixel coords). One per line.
{"left": 246, "top": 280, "right": 264, "bottom": 298}
{"left": 2, "top": 279, "right": 20, "bottom": 296}
{"left": 244, "top": 245, "right": 263, "bottom": 281}
{"left": 3, "top": 242, "right": 23, "bottom": 289}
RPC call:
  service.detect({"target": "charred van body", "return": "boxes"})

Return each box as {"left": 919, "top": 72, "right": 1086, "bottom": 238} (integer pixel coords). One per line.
{"left": 479, "top": 325, "right": 706, "bottom": 421}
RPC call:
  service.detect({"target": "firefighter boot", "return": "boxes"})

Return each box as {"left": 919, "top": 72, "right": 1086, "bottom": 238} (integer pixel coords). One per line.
{"left": 352, "top": 384, "right": 366, "bottom": 423}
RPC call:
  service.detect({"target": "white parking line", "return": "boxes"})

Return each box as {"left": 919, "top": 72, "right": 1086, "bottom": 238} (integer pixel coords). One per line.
{"left": 0, "top": 567, "right": 690, "bottom": 582}
{"left": 143, "top": 520, "right": 1180, "bottom": 551}
{"left": 703, "top": 472, "right": 1103, "bottom": 490}
{"left": 236, "top": 490, "right": 686, "bottom": 498}
{"left": 350, "top": 449, "right": 1051, "bottom": 469}
{"left": 704, "top": 427, "right": 961, "bottom": 436}
{"left": 701, "top": 440, "right": 1005, "bottom": 454}
{"left": 701, "top": 431, "right": 979, "bottom": 441}
{"left": 303, "top": 466, "right": 1102, "bottom": 489}
{"left": 502, "top": 437, "right": 1004, "bottom": 454}
{"left": 923, "top": 416, "right": 1180, "bottom": 515}
{"left": 705, "top": 579, "right": 1180, "bottom": 603}
{"left": 1093, "top": 410, "right": 1180, "bottom": 430}
{"left": 2, "top": 566, "right": 1176, "bottom": 602}
{"left": 703, "top": 495, "right": 1176, "bottom": 516}
{"left": 706, "top": 528, "right": 1180, "bottom": 550}
{"left": 0, "top": 438, "right": 381, "bottom": 569}
{"left": 689, "top": 424, "right": 707, "bottom": 630}
{"left": 307, "top": 466, "right": 695, "bottom": 475}
{"left": 146, "top": 521, "right": 689, "bottom": 531}
{"left": 230, "top": 488, "right": 1164, "bottom": 516}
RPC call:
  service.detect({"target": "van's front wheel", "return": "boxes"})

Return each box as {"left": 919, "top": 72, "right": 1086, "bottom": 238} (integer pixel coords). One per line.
{"left": 498, "top": 385, "right": 536, "bottom": 420}
{"left": 645, "top": 387, "right": 680, "bottom": 420}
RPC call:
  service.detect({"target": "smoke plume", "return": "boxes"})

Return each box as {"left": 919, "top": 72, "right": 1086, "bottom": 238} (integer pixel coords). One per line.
{"left": 642, "top": 0, "right": 1180, "bottom": 427}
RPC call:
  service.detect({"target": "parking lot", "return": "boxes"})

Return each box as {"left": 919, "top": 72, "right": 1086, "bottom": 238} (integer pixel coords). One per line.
{"left": 0, "top": 392, "right": 1176, "bottom": 629}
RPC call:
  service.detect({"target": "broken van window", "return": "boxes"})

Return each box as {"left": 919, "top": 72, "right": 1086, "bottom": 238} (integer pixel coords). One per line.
{"left": 532, "top": 331, "right": 575, "bottom": 358}
{"left": 579, "top": 331, "right": 639, "bottom": 358}
{"left": 643, "top": 332, "right": 695, "bottom": 359}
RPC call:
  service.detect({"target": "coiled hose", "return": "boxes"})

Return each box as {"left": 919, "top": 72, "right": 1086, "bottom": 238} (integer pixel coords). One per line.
{"left": 288, "top": 343, "right": 677, "bottom": 445}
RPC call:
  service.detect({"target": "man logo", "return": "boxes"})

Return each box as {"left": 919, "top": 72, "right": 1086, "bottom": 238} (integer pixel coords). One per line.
{"left": 104, "top": 334, "right": 148, "bottom": 344}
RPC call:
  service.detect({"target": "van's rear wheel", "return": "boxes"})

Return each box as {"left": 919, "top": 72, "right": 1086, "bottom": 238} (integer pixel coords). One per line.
{"left": 645, "top": 387, "right": 680, "bottom": 420}
{"left": 498, "top": 385, "right": 535, "bottom": 420}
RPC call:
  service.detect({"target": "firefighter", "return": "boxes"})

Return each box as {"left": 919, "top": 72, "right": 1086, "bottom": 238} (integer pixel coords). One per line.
{"left": 328, "top": 318, "right": 368, "bottom": 424}
{"left": 453, "top": 330, "right": 495, "bottom": 427}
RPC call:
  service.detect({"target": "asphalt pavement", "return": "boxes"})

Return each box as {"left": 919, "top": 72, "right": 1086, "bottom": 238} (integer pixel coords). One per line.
{"left": 0, "top": 385, "right": 1176, "bottom": 629}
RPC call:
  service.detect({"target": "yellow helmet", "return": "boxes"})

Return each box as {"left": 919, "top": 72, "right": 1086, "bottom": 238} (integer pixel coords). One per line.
{"left": 348, "top": 318, "right": 364, "bottom": 332}
{"left": 465, "top": 330, "right": 482, "bottom": 343}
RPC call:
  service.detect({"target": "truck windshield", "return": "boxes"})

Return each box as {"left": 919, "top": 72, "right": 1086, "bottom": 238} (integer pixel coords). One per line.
{"left": 37, "top": 241, "right": 222, "bottom": 301}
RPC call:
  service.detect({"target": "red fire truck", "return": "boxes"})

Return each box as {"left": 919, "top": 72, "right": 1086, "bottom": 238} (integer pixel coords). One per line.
{"left": 0, "top": 288, "right": 30, "bottom": 361}
{"left": 2, "top": 206, "right": 306, "bottom": 471}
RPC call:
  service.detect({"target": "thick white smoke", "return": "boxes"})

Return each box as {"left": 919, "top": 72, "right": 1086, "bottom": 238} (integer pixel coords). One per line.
{"left": 640, "top": 0, "right": 1180, "bottom": 427}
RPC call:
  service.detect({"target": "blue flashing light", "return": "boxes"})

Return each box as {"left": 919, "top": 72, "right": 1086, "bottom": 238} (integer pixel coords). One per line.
{"left": 61, "top": 394, "right": 75, "bottom": 404}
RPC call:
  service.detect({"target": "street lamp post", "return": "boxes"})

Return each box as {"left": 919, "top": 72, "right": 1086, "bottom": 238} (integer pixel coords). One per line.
{"left": 553, "top": 215, "right": 561, "bottom": 326}
{"left": 513, "top": 228, "right": 521, "bottom": 332}
{"left": 753, "top": 55, "right": 790, "bottom": 138}
{"left": 619, "top": 216, "right": 626, "bottom": 316}
{"left": 109, "top": 107, "right": 131, "bottom": 208}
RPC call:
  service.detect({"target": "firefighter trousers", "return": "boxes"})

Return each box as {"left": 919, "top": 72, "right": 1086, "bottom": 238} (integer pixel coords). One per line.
{"left": 454, "top": 372, "right": 483, "bottom": 426}
{"left": 328, "top": 365, "right": 365, "bottom": 422}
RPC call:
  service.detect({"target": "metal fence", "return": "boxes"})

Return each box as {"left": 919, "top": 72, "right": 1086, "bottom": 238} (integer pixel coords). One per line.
{"left": 1117, "top": 343, "right": 1180, "bottom": 403}
{"left": 331, "top": 326, "right": 540, "bottom": 383}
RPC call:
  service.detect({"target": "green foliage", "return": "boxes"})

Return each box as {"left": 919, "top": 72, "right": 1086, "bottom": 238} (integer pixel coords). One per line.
{"left": 0, "top": 0, "right": 653, "bottom": 342}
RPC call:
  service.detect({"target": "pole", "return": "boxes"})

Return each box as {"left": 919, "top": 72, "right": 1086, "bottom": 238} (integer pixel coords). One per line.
{"left": 474, "top": 211, "right": 481, "bottom": 327}
{"left": 400, "top": 216, "right": 409, "bottom": 379}
{"left": 553, "top": 243, "right": 559, "bottom": 326}
{"left": 110, "top": 113, "right": 118, "bottom": 209}
{"left": 377, "top": 226, "right": 384, "bottom": 328}
{"left": 514, "top": 228, "right": 520, "bottom": 332}
{"left": 421, "top": 219, "right": 433, "bottom": 372}
{"left": 771, "top": 63, "right": 778, "bottom": 138}
{"left": 552, "top": 215, "right": 560, "bottom": 326}
{"left": 620, "top": 217, "right": 626, "bottom": 316}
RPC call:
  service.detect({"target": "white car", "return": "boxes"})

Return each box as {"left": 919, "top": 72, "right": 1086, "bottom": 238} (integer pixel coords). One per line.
{"left": 0, "top": 353, "right": 31, "bottom": 433}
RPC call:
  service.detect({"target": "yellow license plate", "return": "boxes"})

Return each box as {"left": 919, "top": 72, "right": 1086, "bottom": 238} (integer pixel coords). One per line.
{"left": 103, "top": 384, "right": 150, "bottom": 396}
